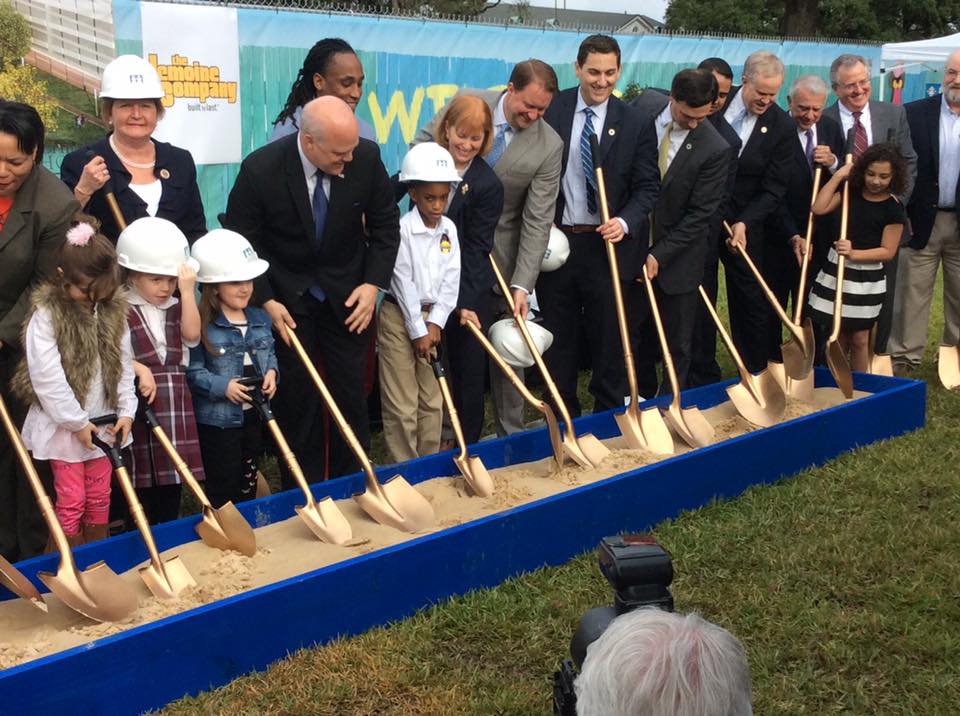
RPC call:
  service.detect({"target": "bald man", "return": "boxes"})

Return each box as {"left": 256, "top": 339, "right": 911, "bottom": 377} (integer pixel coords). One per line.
{"left": 225, "top": 96, "right": 400, "bottom": 483}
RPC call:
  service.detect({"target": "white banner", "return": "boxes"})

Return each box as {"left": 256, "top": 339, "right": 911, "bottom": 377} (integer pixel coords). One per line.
{"left": 140, "top": 2, "right": 241, "bottom": 165}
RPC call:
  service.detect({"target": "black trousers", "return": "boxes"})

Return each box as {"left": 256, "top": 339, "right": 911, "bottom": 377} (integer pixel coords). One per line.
{"left": 0, "top": 348, "right": 50, "bottom": 562}
{"left": 764, "top": 238, "right": 801, "bottom": 362}
{"left": 133, "top": 483, "right": 183, "bottom": 525}
{"left": 443, "top": 294, "right": 492, "bottom": 445}
{"left": 632, "top": 281, "right": 699, "bottom": 398}
{"left": 536, "top": 230, "right": 626, "bottom": 417}
{"left": 720, "top": 228, "right": 770, "bottom": 374}
{"left": 197, "top": 409, "right": 264, "bottom": 508}
{"left": 273, "top": 294, "right": 369, "bottom": 487}
{"left": 688, "top": 227, "right": 722, "bottom": 388}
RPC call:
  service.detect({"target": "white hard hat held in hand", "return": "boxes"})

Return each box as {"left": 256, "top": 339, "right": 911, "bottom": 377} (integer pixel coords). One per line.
{"left": 487, "top": 318, "right": 553, "bottom": 368}
{"left": 540, "top": 226, "right": 570, "bottom": 272}
{"left": 191, "top": 229, "right": 270, "bottom": 284}
{"left": 117, "top": 217, "right": 195, "bottom": 276}
{"left": 399, "top": 142, "right": 461, "bottom": 184}
{"left": 100, "top": 55, "right": 165, "bottom": 100}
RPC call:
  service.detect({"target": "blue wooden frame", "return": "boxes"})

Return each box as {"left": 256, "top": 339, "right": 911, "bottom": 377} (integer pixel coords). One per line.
{"left": 0, "top": 370, "right": 925, "bottom": 714}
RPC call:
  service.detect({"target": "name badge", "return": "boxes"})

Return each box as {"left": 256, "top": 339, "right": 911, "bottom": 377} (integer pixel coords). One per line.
{"left": 440, "top": 232, "right": 452, "bottom": 254}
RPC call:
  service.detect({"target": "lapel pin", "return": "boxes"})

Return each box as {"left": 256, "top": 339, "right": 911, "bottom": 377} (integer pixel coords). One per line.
{"left": 461, "top": 183, "right": 469, "bottom": 195}
{"left": 608, "top": 128, "right": 616, "bottom": 136}
{"left": 686, "top": 143, "right": 692, "bottom": 150}
{"left": 159, "top": 168, "right": 171, "bottom": 179}
{"left": 760, "top": 126, "right": 768, "bottom": 134}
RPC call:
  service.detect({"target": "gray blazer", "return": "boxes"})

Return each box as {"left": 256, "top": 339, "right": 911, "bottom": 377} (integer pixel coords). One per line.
{"left": 823, "top": 99, "right": 918, "bottom": 202}
{"left": 414, "top": 89, "right": 563, "bottom": 292}
{"left": 0, "top": 166, "right": 78, "bottom": 347}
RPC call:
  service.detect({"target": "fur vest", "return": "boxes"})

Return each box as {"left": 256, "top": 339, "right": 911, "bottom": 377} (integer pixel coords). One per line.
{"left": 11, "top": 283, "right": 129, "bottom": 410}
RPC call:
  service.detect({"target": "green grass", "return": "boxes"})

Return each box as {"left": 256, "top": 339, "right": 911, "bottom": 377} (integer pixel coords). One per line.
{"left": 159, "top": 271, "right": 959, "bottom": 714}
{"left": 36, "top": 70, "right": 105, "bottom": 149}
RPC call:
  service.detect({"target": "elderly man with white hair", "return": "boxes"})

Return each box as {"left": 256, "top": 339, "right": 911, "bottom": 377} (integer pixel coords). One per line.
{"left": 575, "top": 608, "right": 753, "bottom": 716}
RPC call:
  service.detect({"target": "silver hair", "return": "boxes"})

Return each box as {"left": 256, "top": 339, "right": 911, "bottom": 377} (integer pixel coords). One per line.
{"left": 788, "top": 74, "right": 830, "bottom": 100}
{"left": 829, "top": 54, "right": 871, "bottom": 87}
{"left": 742, "top": 50, "right": 784, "bottom": 81}
{"left": 575, "top": 609, "right": 753, "bottom": 716}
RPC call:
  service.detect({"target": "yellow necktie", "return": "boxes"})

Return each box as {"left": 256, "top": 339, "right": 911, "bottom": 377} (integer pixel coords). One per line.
{"left": 658, "top": 121, "right": 673, "bottom": 177}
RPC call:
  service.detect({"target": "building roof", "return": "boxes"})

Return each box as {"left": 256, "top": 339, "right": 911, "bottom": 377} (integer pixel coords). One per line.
{"left": 480, "top": 3, "right": 664, "bottom": 33}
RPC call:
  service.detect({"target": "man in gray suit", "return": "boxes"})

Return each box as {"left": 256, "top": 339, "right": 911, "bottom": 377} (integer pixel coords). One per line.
{"left": 823, "top": 53, "right": 917, "bottom": 353}
{"left": 630, "top": 70, "right": 731, "bottom": 395}
{"left": 415, "top": 60, "right": 563, "bottom": 435}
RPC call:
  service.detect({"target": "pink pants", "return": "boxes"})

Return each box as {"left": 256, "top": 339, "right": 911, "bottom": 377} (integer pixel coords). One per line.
{"left": 51, "top": 457, "right": 112, "bottom": 536}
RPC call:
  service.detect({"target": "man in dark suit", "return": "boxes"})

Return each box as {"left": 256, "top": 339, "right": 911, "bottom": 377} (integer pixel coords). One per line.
{"left": 225, "top": 96, "right": 400, "bottom": 483}
{"left": 765, "top": 74, "right": 844, "bottom": 362}
{"left": 823, "top": 53, "right": 918, "bottom": 353}
{"left": 720, "top": 50, "right": 794, "bottom": 374}
{"left": 537, "top": 34, "right": 659, "bottom": 416}
{"left": 630, "top": 70, "right": 730, "bottom": 395}
{"left": 889, "top": 48, "right": 960, "bottom": 371}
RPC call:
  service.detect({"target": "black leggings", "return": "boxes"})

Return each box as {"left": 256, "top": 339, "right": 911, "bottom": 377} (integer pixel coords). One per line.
{"left": 197, "top": 409, "right": 264, "bottom": 508}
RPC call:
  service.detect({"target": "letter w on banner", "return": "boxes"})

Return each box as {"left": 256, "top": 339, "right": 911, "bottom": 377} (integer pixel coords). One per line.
{"left": 140, "top": 2, "right": 241, "bottom": 165}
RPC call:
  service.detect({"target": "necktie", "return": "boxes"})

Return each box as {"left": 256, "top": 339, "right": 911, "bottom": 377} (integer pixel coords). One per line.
{"left": 658, "top": 121, "right": 673, "bottom": 177}
{"left": 486, "top": 123, "right": 509, "bottom": 167}
{"left": 580, "top": 107, "right": 598, "bottom": 214}
{"left": 309, "top": 170, "right": 327, "bottom": 302}
{"left": 852, "top": 111, "right": 868, "bottom": 158}
{"left": 804, "top": 128, "right": 815, "bottom": 172}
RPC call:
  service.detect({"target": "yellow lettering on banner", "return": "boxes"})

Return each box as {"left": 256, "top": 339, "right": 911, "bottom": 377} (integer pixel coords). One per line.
{"left": 147, "top": 53, "right": 238, "bottom": 108}
{"left": 368, "top": 88, "right": 425, "bottom": 144}
{"left": 426, "top": 84, "right": 459, "bottom": 113}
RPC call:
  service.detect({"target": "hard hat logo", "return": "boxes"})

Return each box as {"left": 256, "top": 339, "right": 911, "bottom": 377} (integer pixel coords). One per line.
{"left": 129, "top": 74, "right": 145, "bottom": 83}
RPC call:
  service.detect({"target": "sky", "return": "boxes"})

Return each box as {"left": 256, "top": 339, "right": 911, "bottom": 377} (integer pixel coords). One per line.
{"left": 524, "top": 0, "right": 668, "bottom": 22}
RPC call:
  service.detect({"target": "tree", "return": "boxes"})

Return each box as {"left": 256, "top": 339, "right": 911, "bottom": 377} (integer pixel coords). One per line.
{"left": 0, "top": 1, "right": 56, "bottom": 129}
{"left": 0, "top": 0, "right": 28, "bottom": 68}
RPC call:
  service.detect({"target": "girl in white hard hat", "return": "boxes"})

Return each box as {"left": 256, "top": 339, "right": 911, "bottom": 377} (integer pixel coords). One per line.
{"left": 380, "top": 143, "right": 461, "bottom": 463}
{"left": 187, "top": 230, "right": 276, "bottom": 508}
{"left": 118, "top": 216, "right": 204, "bottom": 525}
{"left": 10, "top": 217, "right": 137, "bottom": 546}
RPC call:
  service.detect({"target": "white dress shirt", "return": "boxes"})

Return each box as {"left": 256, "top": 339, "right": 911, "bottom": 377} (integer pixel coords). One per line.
{"left": 724, "top": 90, "right": 758, "bottom": 156}
{"left": 561, "top": 93, "right": 610, "bottom": 226}
{"left": 21, "top": 307, "right": 137, "bottom": 462}
{"left": 389, "top": 208, "right": 461, "bottom": 340}
{"left": 129, "top": 180, "right": 162, "bottom": 217}
{"left": 127, "top": 288, "right": 199, "bottom": 367}
{"left": 939, "top": 94, "right": 960, "bottom": 208}
{"left": 656, "top": 103, "right": 690, "bottom": 168}
{"left": 837, "top": 101, "right": 874, "bottom": 147}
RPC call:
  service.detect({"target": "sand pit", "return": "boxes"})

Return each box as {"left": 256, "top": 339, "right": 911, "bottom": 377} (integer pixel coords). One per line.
{"left": 0, "top": 388, "right": 865, "bottom": 669}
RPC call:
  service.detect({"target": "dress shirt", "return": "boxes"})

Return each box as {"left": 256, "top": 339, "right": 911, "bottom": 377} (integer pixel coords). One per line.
{"left": 724, "top": 90, "right": 758, "bottom": 156}
{"left": 939, "top": 94, "right": 960, "bottom": 208}
{"left": 389, "top": 208, "right": 461, "bottom": 341}
{"left": 127, "top": 288, "right": 199, "bottom": 367}
{"left": 297, "top": 133, "right": 331, "bottom": 203}
{"left": 21, "top": 307, "right": 137, "bottom": 462}
{"left": 656, "top": 103, "right": 689, "bottom": 168}
{"left": 493, "top": 95, "right": 515, "bottom": 150}
{"left": 837, "top": 102, "right": 874, "bottom": 147}
{"left": 129, "top": 180, "right": 162, "bottom": 217}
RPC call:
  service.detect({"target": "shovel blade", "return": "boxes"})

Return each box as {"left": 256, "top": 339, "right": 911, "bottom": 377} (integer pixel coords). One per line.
{"left": 195, "top": 503, "right": 258, "bottom": 557}
{"left": 39, "top": 561, "right": 139, "bottom": 623}
{"left": 938, "top": 344, "right": 960, "bottom": 389}
{"left": 614, "top": 410, "right": 648, "bottom": 451}
{"left": 781, "top": 327, "right": 814, "bottom": 381}
{"left": 768, "top": 361, "right": 815, "bottom": 403}
{"left": 0, "top": 555, "right": 46, "bottom": 611}
{"left": 140, "top": 556, "right": 196, "bottom": 601}
{"left": 454, "top": 455, "right": 495, "bottom": 498}
{"left": 639, "top": 407, "right": 674, "bottom": 455}
{"left": 354, "top": 474, "right": 435, "bottom": 533}
{"left": 826, "top": 340, "right": 854, "bottom": 398}
{"left": 295, "top": 497, "right": 354, "bottom": 545}
{"left": 664, "top": 404, "right": 714, "bottom": 449}
{"left": 725, "top": 371, "right": 786, "bottom": 428}
{"left": 869, "top": 353, "right": 893, "bottom": 377}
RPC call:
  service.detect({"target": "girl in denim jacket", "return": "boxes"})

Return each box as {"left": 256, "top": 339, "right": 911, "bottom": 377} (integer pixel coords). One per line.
{"left": 187, "top": 230, "right": 276, "bottom": 508}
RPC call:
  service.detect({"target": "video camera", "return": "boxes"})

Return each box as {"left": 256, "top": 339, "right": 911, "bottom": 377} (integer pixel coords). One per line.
{"left": 553, "top": 534, "right": 674, "bottom": 716}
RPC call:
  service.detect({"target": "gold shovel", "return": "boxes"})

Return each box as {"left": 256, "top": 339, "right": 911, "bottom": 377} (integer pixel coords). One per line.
{"left": 826, "top": 153, "right": 855, "bottom": 399}
{"left": 699, "top": 286, "right": 786, "bottom": 427}
{"left": 0, "top": 553, "right": 46, "bottom": 612}
{"left": 283, "top": 327, "right": 434, "bottom": 533}
{"left": 867, "top": 324, "right": 894, "bottom": 376}
{"left": 430, "top": 348, "right": 494, "bottom": 497}
{"left": 939, "top": 344, "right": 960, "bottom": 389}
{"left": 0, "top": 395, "right": 136, "bottom": 621}
{"left": 463, "top": 320, "right": 565, "bottom": 468}
{"left": 141, "top": 405, "right": 257, "bottom": 556}
{"left": 590, "top": 135, "right": 673, "bottom": 455}
{"left": 490, "top": 256, "right": 609, "bottom": 468}
{"left": 641, "top": 266, "right": 714, "bottom": 448}
{"left": 91, "top": 415, "right": 196, "bottom": 601}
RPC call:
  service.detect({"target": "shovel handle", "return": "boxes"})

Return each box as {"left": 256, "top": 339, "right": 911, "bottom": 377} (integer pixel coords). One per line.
{"left": 84, "top": 149, "right": 127, "bottom": 232}
{"left": 794, "top": 166, "right": 823, "bottom": 324}
{"left": 641, "top": 265, "right": 682, "bottom": 400}
{"left": 141, "top": 405, "right": 212, "bottom": 509}
{"left": 829, "top": 153, "right": 855, "bottom": 343}
{"left": 90, "top": 413, "right": 124, "bottom": 468}
{"left": 723, "top": 221, "right": 795, "bottom": 329}
{"left": 698, "top": 285, "right": 752, "bottom": 383}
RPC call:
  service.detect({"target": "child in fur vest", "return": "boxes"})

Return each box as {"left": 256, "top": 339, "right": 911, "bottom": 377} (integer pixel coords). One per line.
{"left": 11, "top": 220, "right": 137, "bottom": 546}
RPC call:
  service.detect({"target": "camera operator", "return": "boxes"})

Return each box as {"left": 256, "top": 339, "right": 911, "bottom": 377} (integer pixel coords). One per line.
{"left": 574, "top": 608, "right": 753, "bottom": 716}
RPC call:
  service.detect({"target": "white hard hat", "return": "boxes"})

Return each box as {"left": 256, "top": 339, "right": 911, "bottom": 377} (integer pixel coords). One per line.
{"left": 487, "top": 318, "right": 553, "bottom": 369}
{"left": 399, "top": 142, "right": 461, "bottom": 184}
{"left": 100, "top": 55, "right": 164, "bottom": 100}
{"left": 191, "top": 229, "right": 270, "bottom": 284}
{"left": 540, "top": 227, "right": 570, "bottom": 272}
{"left": 117, "top": 218, "right": 196, "bottom": 276}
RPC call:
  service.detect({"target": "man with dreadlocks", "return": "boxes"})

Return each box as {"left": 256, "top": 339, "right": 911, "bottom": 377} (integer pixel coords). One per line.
{"left": 270, "top": 37, "right": 376, "bottom": 143}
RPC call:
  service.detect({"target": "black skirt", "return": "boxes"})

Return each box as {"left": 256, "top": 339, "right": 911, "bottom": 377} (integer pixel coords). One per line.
{"left": 807, "top": 247, "right": 886, "bottom": 332}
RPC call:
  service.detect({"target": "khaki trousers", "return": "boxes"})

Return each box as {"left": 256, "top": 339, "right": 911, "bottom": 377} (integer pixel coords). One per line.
{"left": 889, "top": 211, "right": 960, "bottom": 365}
{"left": 377, "top": 300, "right": 442, "bottom": 463}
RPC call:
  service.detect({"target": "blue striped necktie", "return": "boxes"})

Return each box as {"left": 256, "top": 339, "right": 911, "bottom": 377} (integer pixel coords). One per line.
{"left": 486, "top": 123, "right": 509, "bottom": 167}
{"left": 580, "top": 107, "right": 597, "bottom": 214}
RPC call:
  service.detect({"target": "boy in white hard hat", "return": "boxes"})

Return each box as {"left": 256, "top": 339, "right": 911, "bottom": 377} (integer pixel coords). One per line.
{"left": 379, "top": 143, "right": 462, "bottom": 463}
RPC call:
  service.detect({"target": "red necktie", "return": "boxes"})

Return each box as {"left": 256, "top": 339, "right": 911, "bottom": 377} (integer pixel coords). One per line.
{"left": 852, "top": 111, "right": 868, "bottom": 158}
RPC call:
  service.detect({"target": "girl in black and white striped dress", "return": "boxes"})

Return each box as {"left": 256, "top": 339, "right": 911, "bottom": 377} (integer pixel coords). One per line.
{"left": 807, "top": 143, "right": 906, "bottom": 371}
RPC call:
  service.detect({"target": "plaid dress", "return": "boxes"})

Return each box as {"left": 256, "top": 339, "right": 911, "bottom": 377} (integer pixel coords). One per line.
{"left": 128, "top": 303, "right": 205, "bottom": 488}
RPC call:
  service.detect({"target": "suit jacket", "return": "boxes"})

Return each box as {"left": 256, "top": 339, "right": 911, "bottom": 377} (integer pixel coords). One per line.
{"left": 414, "top": 89, "right": 563, "bottom": 292}
{"left": 224, "top": 133, "right": 400, "bottom": 323}
{"left": 722, "top": 87, "right": 794, "bottom": 237}
{"left": 545, "top": 87, "right": 660, "bottom": 281}
{"left": 768, "top": 115, "right": 845, "bottom": 244}
{"left": 823, "top": 99, "right": 918, "bottom": 202}
{"left": 631, "top": 91, "right": 730, "bottom": 293}
{"left": 904, "top": 94, "right": 960, "bottom": 250}
{"left": 708, "top": 111, "right": 742, "bottom": 219}
{"left": 61, "top": 136, "right": 206, "bottom": 243}
{"left": 0, "top": 166, "right": 79, "bottom": 347}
